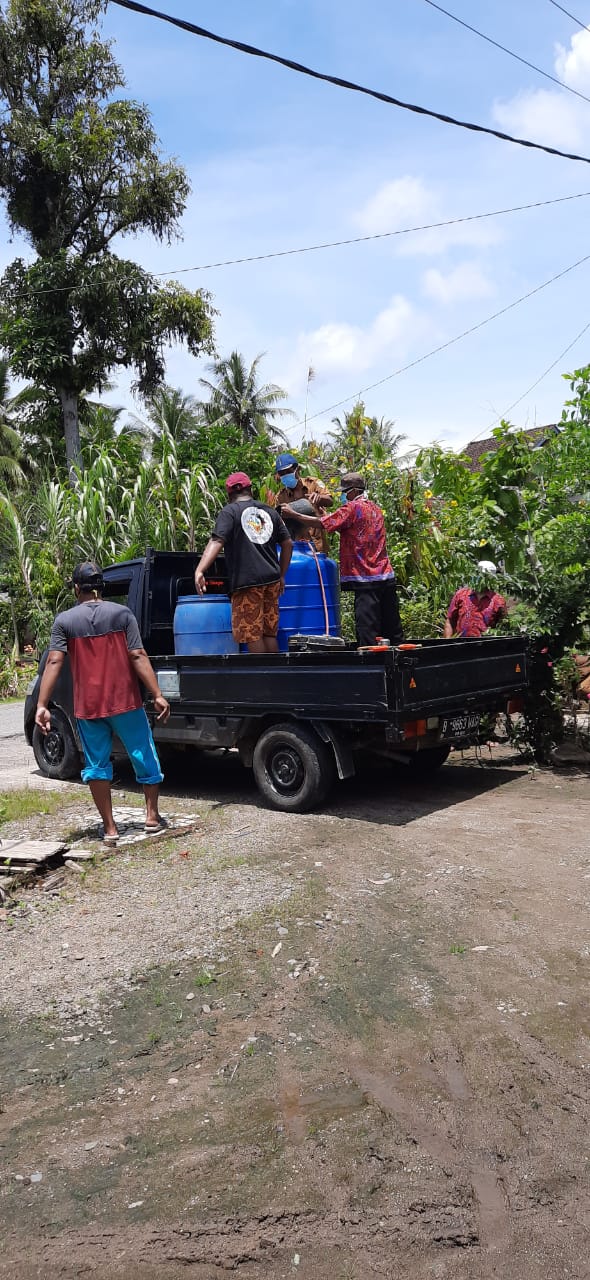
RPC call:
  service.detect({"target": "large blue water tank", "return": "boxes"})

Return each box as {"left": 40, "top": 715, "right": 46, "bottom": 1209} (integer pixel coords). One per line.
{"left": 173, "top": 594, "right": 239, "bottom": 656}
{"left": 277, "top": 543, "right": 340, "bottom": 652}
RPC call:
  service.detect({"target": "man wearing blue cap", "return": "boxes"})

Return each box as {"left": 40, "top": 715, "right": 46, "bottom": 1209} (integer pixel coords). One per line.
{"left": 270, "top": 453, "right": 332, "bottom": 553}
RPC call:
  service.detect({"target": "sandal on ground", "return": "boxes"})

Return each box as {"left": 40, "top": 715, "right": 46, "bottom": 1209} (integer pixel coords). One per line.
{"left": 101, "top": 824, "right": 129, "bottom": 847}
{"left": 144, "top": 817, "right": 169, "bottom": 834}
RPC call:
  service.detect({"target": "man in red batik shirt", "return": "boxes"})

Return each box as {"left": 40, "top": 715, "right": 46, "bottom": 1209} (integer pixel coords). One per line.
{"left": 444, "top": 561, "right": 507, "bottom": 639}
{"left": 283, "top": 471, "right": 403, "bottom": 647}
{"left": 35, "top": 561, "right": 170, "bottom": 846}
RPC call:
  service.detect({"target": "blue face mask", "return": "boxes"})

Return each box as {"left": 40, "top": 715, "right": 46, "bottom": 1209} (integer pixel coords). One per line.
{"left": 340, "top": 491, "right": 349, "bottom": 505}
{"left": 281, "top": 472, "right": 298, "bottom": 490}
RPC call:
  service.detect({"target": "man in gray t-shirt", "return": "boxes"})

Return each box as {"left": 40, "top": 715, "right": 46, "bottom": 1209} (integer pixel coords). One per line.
{"left": 36, "top": 561, "right": 171, "bottom": 846}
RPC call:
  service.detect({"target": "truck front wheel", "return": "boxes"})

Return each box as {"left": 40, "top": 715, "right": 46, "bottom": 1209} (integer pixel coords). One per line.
{"left": 252, "top": 723, "right": 335, "bottom": 812}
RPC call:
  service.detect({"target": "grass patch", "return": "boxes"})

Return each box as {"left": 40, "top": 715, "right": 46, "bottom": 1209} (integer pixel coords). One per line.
{"left": 0, "top": 789, "right": 72, "bottom": 827}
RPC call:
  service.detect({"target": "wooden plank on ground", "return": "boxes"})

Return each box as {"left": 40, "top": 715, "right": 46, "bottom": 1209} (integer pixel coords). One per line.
{"left": 0, "top": 839, "right": 66, "bottom": 865}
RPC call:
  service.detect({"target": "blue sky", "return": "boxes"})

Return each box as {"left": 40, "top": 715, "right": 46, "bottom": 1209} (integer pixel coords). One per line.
{"left": 12, "top": 0, "right": 590, "bottom": 451}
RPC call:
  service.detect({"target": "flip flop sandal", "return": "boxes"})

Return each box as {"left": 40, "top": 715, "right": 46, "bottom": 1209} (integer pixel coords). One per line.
{"left": 144, "top": 817, "right": 169, "bottom": 834}
{"left": 102, "top": 824, "right": 129, "bottom": 847}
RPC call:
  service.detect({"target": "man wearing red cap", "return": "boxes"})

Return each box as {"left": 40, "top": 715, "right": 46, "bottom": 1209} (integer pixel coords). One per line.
{"left": 194, "top": 473, "right": 292, "bottom": 653}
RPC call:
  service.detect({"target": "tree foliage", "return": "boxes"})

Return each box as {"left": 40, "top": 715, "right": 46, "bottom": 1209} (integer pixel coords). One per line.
{"left": 0, "top": 0, "right": 214, "bottom": 468}
{"left": 199, "top": 351, "right": 293, "bottom": 442}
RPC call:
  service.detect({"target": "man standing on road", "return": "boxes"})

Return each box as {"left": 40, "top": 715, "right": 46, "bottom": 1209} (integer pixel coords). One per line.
{"left": 194, "top": 472, "right": 292, "bottom": 653}
{"left": 269, "top": 452, "right": 332, "bottom": 553}
{"left": 283, "top": 471, "right": 403, "bottom": 648}
{"left": 35, "top": 561, "right": 170, "bottom": 847}
{"left": 443, "top": 561, "right": 507, "bottom": 638}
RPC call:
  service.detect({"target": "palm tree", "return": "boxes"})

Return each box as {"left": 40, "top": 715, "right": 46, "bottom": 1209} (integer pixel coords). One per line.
{"left": 199, "top": 351, "right": 293, "bottom": 442}
{"left": 142, "top": 386, "right": 200, "bottom": 453}
{"left": 0, "top": 358, "right": 27, "bottom": 488}
{"left": 327, "top": 403, "right": 408, "bottom": 468}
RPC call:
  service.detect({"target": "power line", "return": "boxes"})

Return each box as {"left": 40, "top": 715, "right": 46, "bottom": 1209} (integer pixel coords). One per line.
{"left": 475, "top": 317, "right": 590, "bottom": 436}
{"left": 547, "top": 1, "right": 590, "bottom": 30}
{"left": 12, "top": 190, "right": 590, "bottom": 298}
{"left": 154, "top": 191, "right": 590, "bottom": 276}
{"left": 295, "top": 251, "right": 590, "bottom": 428}
{"left": 422, "top": 0, "right": 590, "bottom": 105}
{"left": 111, "top": 0, "right": 590, "bottom": 166}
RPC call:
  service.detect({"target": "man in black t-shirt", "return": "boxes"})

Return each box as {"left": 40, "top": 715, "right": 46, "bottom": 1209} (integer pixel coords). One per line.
{"left": 194, "top": 472, "right": 292, "bottom": 653}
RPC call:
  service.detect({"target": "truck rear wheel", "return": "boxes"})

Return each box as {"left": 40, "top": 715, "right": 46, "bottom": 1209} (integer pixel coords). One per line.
{"left": 252, "top": 723, "right": 335, "bottom": 812}
{"left": 32, "top": 709, "right": 80, "bottom": 780}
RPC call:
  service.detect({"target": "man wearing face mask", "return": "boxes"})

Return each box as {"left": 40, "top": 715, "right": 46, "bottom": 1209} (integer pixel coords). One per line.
{"left": 270, "top": 452, "right": 332, "bottom": 553}
{"left": 283, "top": 472, "right": 404, "bottom": 648}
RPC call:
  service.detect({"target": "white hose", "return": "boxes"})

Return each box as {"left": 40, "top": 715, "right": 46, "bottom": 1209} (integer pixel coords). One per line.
{"left": 309, "top": 541, "right": 331, "bottom": 635}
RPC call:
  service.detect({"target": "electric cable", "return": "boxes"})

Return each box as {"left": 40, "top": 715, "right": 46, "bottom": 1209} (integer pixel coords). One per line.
{"left": 548, "top": 1, "right": 589, "bottom": 31}
{"left": 473, "top": 317, "right": 590, "bottom": 437}
{"left": 154, "top": 191, "right": 590, "bottom": 276}
{"left": 294, "top": 251, "right": 590, "bottom": 429}
{"left": 110, "top": 0, "right": 590, "bottom": 165}
{"left": 422, "top": 0, "right": 590, "bottom": 104}
{"left": 12, "top": 190, "right": 590, "bottom": 298}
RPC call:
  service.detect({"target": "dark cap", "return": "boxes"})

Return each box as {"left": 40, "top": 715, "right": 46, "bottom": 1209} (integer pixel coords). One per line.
{"left": 340, "top": 472, "right": 365, "bottom": 493}
{"left": 72, "top": 560, "right": 104, "bottom": 590}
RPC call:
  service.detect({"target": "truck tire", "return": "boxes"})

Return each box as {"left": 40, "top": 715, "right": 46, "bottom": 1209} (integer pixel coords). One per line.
{"left": 252, "top": 722, "right": 335, "bottom": 812}
{"left": 32, "top": 709, "right": 80, "bottom": 780}
{"left": 399, "top": 744, "right": 451, "bottom": 775}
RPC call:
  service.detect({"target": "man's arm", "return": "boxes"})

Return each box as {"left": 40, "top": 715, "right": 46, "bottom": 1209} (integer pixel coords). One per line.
{"left": 443, "top": 593, "right": 459, "bottom": 638}
{"left": 278, "top": 537, "right": 293, "bottom": 592}
{"left": 128, "top": 649, "right": 170, "bottom": 722}
{"left": 281, "top": 504, "right": 322, "bottom": 531}
{"left": 194, "top": 537, "right": 224, "bottom": 594}
{"left": 35, "top": 651, "right": 66, "bottom": 734}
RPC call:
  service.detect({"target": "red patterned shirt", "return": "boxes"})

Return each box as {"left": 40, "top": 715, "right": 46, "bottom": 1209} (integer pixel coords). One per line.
{"left": 447, "top": 587, "right": 507, "bottom": 638}
{"left": 321, "top": 498, "right": 394, "bottom": 585}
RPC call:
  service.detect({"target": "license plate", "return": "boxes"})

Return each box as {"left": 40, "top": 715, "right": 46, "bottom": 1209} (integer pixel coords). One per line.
{"left": 440, "top": 713, "right": 480, "bottom": 738}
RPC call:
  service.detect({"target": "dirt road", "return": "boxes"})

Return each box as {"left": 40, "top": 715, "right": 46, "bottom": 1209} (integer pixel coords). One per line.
{"left": 0, "top": 723, "right": 589, "bottom": 1279}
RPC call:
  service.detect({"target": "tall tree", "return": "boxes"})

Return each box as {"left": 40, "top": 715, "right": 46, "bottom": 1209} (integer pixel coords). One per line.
{"left": 0, "top": 0, "right": 214, "bottom": 472}
{"left": 199, "top": 351, "right": 293, "bottom": 442}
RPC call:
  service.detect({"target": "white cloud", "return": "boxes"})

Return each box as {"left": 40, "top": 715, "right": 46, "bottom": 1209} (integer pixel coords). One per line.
{"left": 355, "top": 176, "right": 435, "bottom": 234}
{"left": 421, "top": 261, "right": 495, "bottom": 305}
{"left": 555, "top": 28, "right": 590, "bottom": 92}
{"left": 492, "top": 87, "right": 589, "bottom": 151}
{"left": 493, "top": 28, "right": 590, "bottom": 152}
{"left": 354, "top": 176, "right": 502, "bottom": 257}
{"left": 292, "top": 295, "right": 413, "bottom": 381}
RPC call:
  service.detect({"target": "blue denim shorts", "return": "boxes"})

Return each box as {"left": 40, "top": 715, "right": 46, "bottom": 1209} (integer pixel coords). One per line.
{"left": 77, "top": 707, "right": 164, "bottom": 785}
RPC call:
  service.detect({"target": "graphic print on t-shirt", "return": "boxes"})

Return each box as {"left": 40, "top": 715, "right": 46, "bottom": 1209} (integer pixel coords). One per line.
{"left": 241, "top": 506, "right": 274, "bottom": 544}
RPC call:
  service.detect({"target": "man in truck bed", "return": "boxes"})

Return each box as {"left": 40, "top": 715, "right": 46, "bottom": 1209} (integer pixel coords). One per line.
{"left": 194, "top": 472, "right": 292, "bottom": 653}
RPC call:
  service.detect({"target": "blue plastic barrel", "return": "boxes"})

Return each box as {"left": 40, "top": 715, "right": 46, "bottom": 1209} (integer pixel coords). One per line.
{"left": 278, "top": 543, "right": 340, "bottom": 652}
{"left": 173, "top": 594, "right": 239, "bottom": 656}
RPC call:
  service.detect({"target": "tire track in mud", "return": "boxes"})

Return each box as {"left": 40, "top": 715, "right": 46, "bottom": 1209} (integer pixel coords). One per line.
{"left": 347, "top": 1048, "right": 510, "bottom": 1262}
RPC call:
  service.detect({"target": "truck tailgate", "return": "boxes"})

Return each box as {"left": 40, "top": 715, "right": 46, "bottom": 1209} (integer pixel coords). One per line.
{"left": 396, "top": 638, "right": 527, "bottom": 714}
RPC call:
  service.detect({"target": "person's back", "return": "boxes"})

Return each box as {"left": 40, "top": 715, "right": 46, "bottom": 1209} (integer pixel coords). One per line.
{"left": 195, "top": 473, "right": 292, "bottom": 653}
{"left": 51, "top": 598, "right": 143, "bottom": 719}
{"left": 215, "top": 497, "right": 285, "bottom": 592}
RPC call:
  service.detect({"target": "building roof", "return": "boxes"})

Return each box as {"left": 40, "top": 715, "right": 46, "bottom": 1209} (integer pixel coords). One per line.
{"left": 460, "top": 425, "right": 560, "bottom": 471}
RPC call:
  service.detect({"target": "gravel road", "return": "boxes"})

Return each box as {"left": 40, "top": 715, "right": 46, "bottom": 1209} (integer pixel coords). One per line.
{"left": 1, "top": 711, "right": 589, "bottom": 1280}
